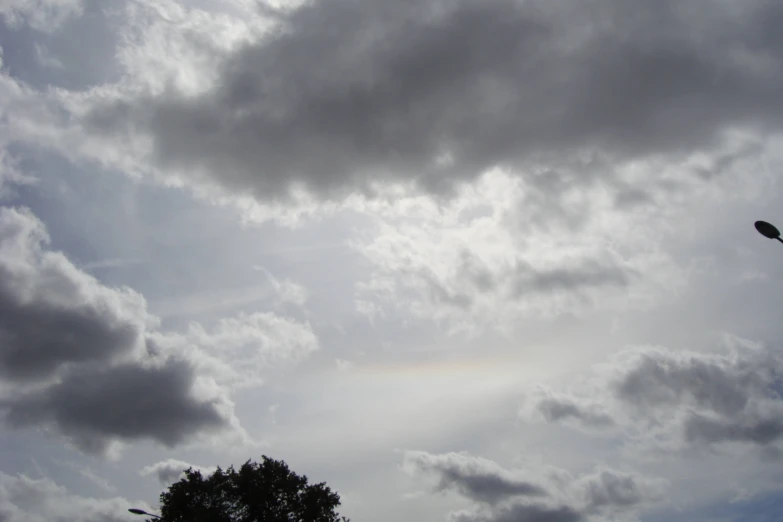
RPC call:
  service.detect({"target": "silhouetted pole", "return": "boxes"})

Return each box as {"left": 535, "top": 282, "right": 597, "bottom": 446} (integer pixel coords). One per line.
{"left": 128, "top": 508, "right": 162, "bottom": 520}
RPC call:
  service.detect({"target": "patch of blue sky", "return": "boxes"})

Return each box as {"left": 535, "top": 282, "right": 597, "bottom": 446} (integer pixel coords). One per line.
{"left": 644, "top": 490, "right": 783, "bottom": 522}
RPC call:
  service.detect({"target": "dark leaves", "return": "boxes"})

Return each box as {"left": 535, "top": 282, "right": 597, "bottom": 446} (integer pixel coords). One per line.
{"left": 158, "top": 456, "right": 348, "bottom": 522}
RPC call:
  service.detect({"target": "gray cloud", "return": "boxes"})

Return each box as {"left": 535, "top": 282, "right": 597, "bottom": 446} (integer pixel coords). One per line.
{"left": 534, "top": 395, "right": 615, "bottom": 429}
{"left": 0, "top": 282, "right": 142, "bottom": 381}
{"left": 450, "top": 503, "right": 583, "bottom": 522}
{"left": 405, "top": 451, "right": 663, "bottom": 522}
{"left": 683, "top": 413, "right": 783, "bottom": 447}
{"left": 614, "top": 188, "right": 654, "bottom": 209}
{"left": 527, "top": 343, "right": 783, "bottom": 452}
{"left": 0, "top": 206, "right": 233, "bottom": 455}
{"left": 511, "top": 259, "right": 632, "bottom": 297}
{"left": 404, "top": 451, "right": 546, "bottom": 505}
{"left": 577, "top": 468, "right": 663, "bottom": 512}
{"left": 0, "top": 205, "right": 319, "bottom": 455}
{"left": 3, "top": 358, "right": 227, "bottom": 454}
{"left": 76, "top": 0, "right": 783, "bottom": 202}
{"left": 613, "top": 349, "right": 761, "bottom": 416}
{"left": 0, "top": 206, "right": 146, "bottom": 381}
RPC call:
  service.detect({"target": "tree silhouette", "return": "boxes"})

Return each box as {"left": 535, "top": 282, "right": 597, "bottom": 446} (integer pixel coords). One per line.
{"left": 153, "top": 456, "right": 349, "bottom": 522}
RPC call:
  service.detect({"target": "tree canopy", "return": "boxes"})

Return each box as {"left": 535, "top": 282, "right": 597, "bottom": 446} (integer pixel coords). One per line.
{"left": 153, "top": 456, "right": 349, "bottom": 522}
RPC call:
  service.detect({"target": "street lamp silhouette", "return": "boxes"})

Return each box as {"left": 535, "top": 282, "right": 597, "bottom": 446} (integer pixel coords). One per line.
{"left": 128, "top": 508, "right": 162, "bottom": 520}
{"left": 755, "top": 221, "right": 783, "bottom": 244}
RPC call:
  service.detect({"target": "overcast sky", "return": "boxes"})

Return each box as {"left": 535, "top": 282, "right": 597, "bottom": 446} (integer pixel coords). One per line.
{"left": 1, "top": 0, "right": 783, "bottom": 521}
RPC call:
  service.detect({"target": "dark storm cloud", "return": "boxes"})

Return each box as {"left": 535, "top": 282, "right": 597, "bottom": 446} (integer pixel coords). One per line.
{"left": 0, "top": 207, "right": 231, "bottom": 454}
{"left": 0, "top": 207, "right": 146, "bottom": 381}
{"left": 84, "top": 0, "right": 783, "bottom": 201}
{"left": 0, "top": 281, "right": 142, "bottom": 381}
{"left": 2, "top": 359, "right": 226, "bottom": 454}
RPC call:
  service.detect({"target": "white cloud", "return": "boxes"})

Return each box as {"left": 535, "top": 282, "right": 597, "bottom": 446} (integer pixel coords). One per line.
{"left": 253, "top": 265, "right": 309, "bottom": 306}
{"left": 0, "top": 147, "right": 37, "bottom": 202}
{"left": 154, "top": 310, "right": 318, "bottom": 390}
{"left": 33, "top": 44, "right": 64, "bottom": 70}
{"left": 0, "top": 0, "right": 83, "bottom": 32}
{"left": 352, "top": 169, "right": 689, "bottom": 335}
{"left": 116, "top": 0, "right": 269, "bottom": 96}
{"left": 140, "top": 458, "right": 215, "bottom": 486}
{"left": 0, "top": 471, "right": 144, "bottom": 522}
{"left": 335, "top": 359, "right": 355, "bottom": 372}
